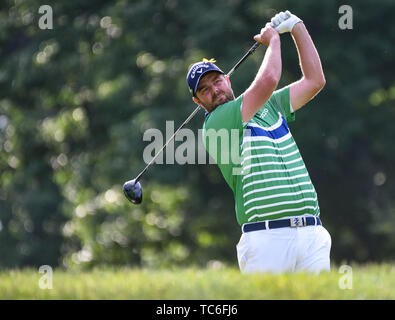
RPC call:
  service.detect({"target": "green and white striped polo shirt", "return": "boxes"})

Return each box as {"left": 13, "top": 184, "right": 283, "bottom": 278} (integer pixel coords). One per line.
{"left": 202, "top": 86, "right": 320, "bottom": 226}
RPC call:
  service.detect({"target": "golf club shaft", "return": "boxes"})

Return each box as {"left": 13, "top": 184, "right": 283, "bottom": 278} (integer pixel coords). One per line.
{"left": 134, "top": 41, "right": 262, "bottom": 183}
{"left": 135, "top": 105, "right": 200, "bottom": 182}
{"left": 227, "top": 42, "right": 260, "bottom": 77}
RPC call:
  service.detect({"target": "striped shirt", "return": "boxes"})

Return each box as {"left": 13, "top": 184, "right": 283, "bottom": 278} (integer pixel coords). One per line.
{"left": 202, "top": 86, "right": 320, "bottom": 226}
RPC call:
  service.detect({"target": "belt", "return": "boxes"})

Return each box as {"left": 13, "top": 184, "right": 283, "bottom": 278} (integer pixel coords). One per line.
{"left": 242, "top": 216, "right": 322, "bottom": 233}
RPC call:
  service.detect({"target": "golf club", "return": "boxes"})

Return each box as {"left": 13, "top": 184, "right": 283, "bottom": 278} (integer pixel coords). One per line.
{"left": 122, "top": 16, "right": 288, "bottom": 204}
{"left": 122, "top": 42, "right": 261, "bottom": 204}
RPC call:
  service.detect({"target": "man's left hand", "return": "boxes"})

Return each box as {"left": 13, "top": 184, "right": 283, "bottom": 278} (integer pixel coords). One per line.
{"left": 270, "top": 10, "right": 303, "bottom": 34}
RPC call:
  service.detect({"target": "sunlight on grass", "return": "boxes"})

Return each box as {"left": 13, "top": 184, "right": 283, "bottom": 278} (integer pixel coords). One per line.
{"left": 0, "top": 264, "right": 394, "bottom": 299}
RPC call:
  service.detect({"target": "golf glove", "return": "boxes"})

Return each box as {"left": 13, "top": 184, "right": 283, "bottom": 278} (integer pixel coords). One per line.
{"left": 270, "top": 10, "right": 302, "bottom": 34}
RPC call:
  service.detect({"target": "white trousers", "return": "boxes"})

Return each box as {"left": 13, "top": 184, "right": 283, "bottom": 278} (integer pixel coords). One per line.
{"left": 236, "top": 224, "right": 331, "bottom": 274}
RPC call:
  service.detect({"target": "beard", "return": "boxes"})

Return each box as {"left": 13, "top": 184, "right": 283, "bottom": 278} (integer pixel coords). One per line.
{"left": 211, "top": 90, "right": 235, "bottom": 109}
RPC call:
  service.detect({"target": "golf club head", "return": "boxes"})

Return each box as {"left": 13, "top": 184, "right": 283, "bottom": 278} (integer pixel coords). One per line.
{"left": 123, "top": 179, "right": 142, "bottom": 204}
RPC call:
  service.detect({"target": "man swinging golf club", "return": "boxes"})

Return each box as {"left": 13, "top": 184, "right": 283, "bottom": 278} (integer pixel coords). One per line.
{"left": 187, "top": 11, "right": 331, "bottom": 273}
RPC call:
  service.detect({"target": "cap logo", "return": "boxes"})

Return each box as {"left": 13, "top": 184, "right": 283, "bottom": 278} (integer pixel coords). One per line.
{"left": 190, "top": 63, "right": 209, "bottom": 79}
{"left": 189, "top": 58, "right": 217, "bottom": 79}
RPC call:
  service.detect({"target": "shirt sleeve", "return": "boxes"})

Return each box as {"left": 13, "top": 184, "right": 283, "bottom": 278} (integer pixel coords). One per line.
{"left": 270, "top": 86, "right": 295, "bottom": 123}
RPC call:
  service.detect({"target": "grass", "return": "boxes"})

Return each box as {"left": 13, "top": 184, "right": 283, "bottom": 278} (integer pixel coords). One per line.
{"left": 0, "top": 264, "right": 394, "bottom": 299}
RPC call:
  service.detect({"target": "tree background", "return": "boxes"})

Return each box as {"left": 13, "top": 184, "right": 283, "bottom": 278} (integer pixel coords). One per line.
{"left": 0, "top": 0, "right": 394, "bottom": 270}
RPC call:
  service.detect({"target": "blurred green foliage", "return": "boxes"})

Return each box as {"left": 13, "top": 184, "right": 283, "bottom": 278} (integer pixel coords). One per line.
{"left": 0, "top": 0, "right": 394, "bottom": 269}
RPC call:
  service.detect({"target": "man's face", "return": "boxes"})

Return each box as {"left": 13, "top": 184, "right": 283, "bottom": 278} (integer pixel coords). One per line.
{"left": 194, "top": 72, "right": 235, "bottom": 112}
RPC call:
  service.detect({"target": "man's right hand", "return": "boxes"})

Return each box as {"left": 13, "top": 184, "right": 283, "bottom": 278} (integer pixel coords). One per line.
{"left": 253, "top": 23, "right": 280, "bottom": 46}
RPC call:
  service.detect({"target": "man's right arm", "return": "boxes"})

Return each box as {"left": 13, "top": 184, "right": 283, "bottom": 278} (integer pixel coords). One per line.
{"left": 241, "top": 25, "right": 282, "bottom": 123}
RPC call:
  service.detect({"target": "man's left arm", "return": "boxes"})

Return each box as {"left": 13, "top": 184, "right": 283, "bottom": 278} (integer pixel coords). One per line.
{"left": 288, "top": 22, "right": 326, "bottom": 111}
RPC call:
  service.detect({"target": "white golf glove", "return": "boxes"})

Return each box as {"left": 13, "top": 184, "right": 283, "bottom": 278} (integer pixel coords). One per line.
{"left": 270, "top": 10, "right": 302, "bottom": 34}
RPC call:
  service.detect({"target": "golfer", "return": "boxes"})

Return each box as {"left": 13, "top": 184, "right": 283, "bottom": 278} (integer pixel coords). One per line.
{"left": 186, "top": 11, "right": 331, "bottom": 273}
